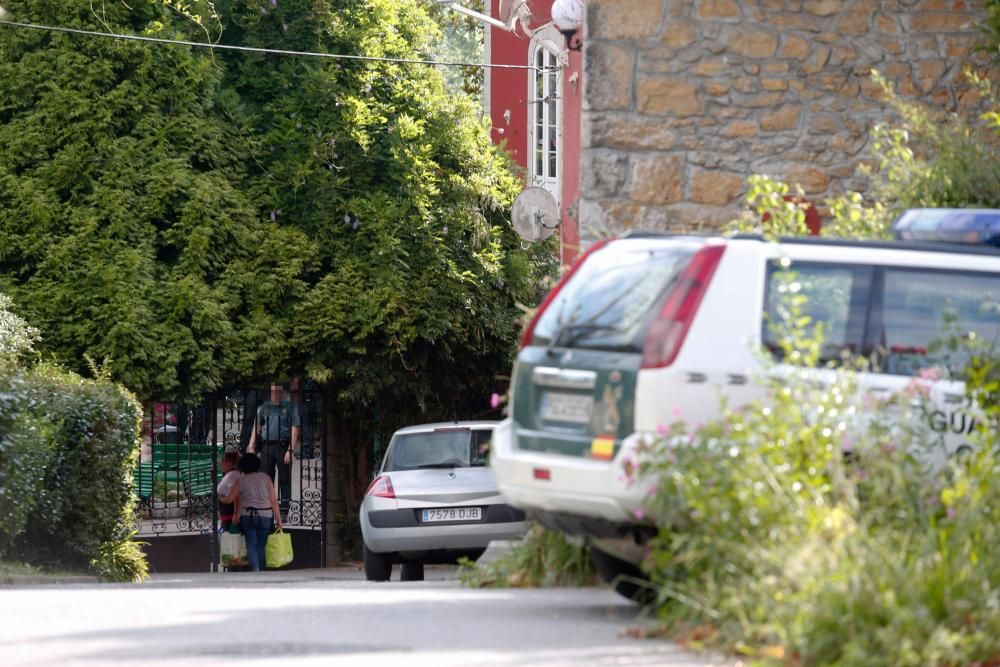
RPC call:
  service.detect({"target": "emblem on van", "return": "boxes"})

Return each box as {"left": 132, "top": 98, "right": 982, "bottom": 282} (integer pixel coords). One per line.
{"left": 449, "top": 472, "right": 457, "bottom": 479}
{"left": 590, "top": 384, "right": 623, "bottom": 434}
{"left": 608, "top": 370, "right": 622, "bottom": 383}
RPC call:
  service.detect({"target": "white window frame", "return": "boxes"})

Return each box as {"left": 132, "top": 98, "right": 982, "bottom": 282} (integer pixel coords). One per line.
{"left": 528, "top": 27, "right": 563, "bottom": 204}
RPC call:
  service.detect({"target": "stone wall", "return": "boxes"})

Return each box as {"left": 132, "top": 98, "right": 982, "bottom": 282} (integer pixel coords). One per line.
{"left": 578, "top": 0, "right": 988, "bottom": 238}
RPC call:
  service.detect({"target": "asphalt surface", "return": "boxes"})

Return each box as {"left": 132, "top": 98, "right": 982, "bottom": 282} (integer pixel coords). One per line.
{"left": 0, "top": 566, "right": 733, "bottom": 667}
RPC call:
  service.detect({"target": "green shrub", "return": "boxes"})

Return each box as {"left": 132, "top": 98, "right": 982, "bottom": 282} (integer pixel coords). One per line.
{"left": 90, "top": 531, "right": 149, "bottom": 583}
{"left": 458, "top": 524, "right": 596, "bottom": 588}
{"left": 0, "top": 370, "right": 55, "bottom": 554}
{"left": 0, "top": 295, "right": 145, "bottom": 577}
{"left": 867, "top": 71, "right": 1000, "bottom": 215}
{"left": 15, "top": 365, "right": 143, "bottom": 570}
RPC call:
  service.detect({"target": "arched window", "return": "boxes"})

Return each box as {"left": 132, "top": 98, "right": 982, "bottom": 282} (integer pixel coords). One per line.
{"left": 529, "top": 29, "right": 562, "bottom": 202}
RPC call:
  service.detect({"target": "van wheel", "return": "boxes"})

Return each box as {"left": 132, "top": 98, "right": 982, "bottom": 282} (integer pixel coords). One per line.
{"left": 363, "top": 545, "right": 392, "bottom": 582}
{"left": 589, "top": 546, "right": 656, "bottom": 606}
{"left": 400, "top": 561, "right": 424, "bottom": 581}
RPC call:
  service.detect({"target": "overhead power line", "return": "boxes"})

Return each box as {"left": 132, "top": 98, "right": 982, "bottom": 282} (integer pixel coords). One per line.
{"left": 0, "top": 19, "right": 554, "bottom": 71}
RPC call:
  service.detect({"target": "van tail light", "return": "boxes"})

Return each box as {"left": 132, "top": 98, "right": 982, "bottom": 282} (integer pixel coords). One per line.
{"left": 641, "top": 245, "right": 726, "bottom": 369}
{"left": 519, "top": 239, "right": 611, "bottom": 348}
{"left": 366, "top": 475, "right": 395, "bottom": 499}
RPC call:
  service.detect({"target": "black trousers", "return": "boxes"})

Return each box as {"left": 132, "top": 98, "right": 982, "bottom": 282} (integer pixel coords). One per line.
{"left": 260, "top": 440, "right": 292, "bottom": 514}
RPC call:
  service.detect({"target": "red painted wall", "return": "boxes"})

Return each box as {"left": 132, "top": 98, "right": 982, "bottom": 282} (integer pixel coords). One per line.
{"left": 488, "top": 0, "right": 582, "bottom": 265}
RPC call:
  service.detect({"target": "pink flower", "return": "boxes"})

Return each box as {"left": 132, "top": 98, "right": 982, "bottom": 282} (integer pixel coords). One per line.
{"left": 672, "top": 406, "right": 683, "bottom": 417}
{"left": 490, "top": 392, "right": 502, "bottom": 409}
{"left": 645, "top": 484, "right": 660, "bottom": 497}
{"left": 656, "top": 423, "right": 671, "bottom": 436}
{"left": 632, "top": 508, "right": 647, "bottom": 520}
{"left": 882, "top": 441, "right": 897, "bottom": 455}
{"left": 919, "top": 366, "right": 940, "bottom": 381}
{"left": 947, "top": 506, "right": 956, "bottom": 520}
{"left": 904, "top": 378, "right": 931, "bottom": 399}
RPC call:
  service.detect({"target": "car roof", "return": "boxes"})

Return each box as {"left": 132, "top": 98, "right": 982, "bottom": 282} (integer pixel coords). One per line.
{"left": 392, "top": 421, "right": 500, "bottom": 436}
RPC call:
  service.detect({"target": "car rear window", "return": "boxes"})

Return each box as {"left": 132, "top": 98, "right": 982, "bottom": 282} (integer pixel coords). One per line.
{"left": 532, "top": 240, "right": 699, "bottom": 351}
{"left": 384, "top": 429, "right": 491, "bottom": 471}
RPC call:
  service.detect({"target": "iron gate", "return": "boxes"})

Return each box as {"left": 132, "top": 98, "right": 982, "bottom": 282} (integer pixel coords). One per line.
{"left": 134, "top": 381, "right": 326, "bottom": 571}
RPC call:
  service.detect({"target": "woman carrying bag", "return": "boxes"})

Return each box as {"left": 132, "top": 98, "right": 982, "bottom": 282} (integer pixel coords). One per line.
{"left": 222, "top": 453, "right": 283, "bottom": 571}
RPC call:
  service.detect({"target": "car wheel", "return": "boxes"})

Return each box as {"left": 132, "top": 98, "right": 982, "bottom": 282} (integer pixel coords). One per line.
{"left": 400, "top": 561, "right": 424, "bottom": 582}
{"left": 363, "top": 545, "right": 392, "bottom": 582}
{"left": 589, "top": 546, "right": 656, "bottom": 605}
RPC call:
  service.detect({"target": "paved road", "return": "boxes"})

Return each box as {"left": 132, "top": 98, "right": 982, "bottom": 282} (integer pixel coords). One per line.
{"left": 0, "top": 566, "right": 731, "bottom": 667}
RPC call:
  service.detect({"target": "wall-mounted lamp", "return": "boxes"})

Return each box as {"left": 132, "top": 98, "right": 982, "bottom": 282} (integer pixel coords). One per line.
{"left": 551, "top": 0, "right": 584, "bottom": 52}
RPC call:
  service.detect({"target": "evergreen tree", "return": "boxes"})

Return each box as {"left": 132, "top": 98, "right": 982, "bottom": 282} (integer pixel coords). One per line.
{"left": 0, "top": 0, "right": 307, "bottom": 401}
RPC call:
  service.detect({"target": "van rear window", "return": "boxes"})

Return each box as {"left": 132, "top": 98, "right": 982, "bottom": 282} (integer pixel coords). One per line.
{"left": 532, "top": 240, "right": 698, "bottom": 351}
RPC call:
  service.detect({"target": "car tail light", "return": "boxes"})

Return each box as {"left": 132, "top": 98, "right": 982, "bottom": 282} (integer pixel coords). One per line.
{"left": 533, "top": 467, "right": 551, "bottom": 480}
{"left": 366, "top": 475, "right": 395, "bottom": 499}
{"left": 519, "top": 239, "right": 611, "bottom": 348}
{"left": 641, "top": 244, "right": 726, "bottom": 369}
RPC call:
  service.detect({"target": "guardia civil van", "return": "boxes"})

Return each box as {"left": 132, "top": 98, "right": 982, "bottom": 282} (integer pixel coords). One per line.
{"left": 490, "top": 209, "right": 1000, "bottom": 600}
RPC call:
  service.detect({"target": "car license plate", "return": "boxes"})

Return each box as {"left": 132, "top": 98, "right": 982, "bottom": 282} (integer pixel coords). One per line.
{"left": 541, "top": 392, "right": 593, "bottom": 424}
{"left": 421, "top": 507, "right": 482, "bottom": 523}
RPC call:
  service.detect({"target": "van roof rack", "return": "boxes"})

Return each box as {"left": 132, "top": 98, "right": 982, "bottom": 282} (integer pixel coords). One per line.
{"left": 727, "top": 233, "right": 1000, "bottom": 256}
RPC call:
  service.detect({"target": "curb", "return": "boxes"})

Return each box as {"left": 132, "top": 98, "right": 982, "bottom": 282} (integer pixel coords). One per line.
{"left": 0, "top": 574, "right": 98, "bottom": 586}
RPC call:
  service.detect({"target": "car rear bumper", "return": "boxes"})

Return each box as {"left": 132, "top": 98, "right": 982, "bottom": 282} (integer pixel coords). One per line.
{"left": 490, "top": 418, "right": 651, "bottom": 530}
{"left": 360, "top": 506, "right": 529, "bottom": 554}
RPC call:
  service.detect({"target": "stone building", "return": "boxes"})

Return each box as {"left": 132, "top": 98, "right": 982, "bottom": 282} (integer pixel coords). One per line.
{"left": 577, "top": 0, "right": 989, "bottom": 239}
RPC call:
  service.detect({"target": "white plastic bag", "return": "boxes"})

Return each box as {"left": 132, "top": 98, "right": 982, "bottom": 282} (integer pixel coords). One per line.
{"left": 220, "top": 531, "right": 246, "bottom": 568}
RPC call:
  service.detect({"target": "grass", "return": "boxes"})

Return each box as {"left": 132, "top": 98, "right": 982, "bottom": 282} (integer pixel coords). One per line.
{"left": 458, "top": 524, "right": 597, "bottom": 588}
{"left": 0, "top": 559, "right": 90, "bottom": 579}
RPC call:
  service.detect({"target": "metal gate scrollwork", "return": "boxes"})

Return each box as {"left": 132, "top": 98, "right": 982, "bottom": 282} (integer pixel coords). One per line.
{"left": 134, "top": 380, "right": 326, "bottom": 570}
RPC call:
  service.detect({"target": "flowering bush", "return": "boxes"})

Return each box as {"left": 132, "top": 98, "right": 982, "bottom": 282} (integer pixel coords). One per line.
{"left": 636, "top": 267, "right": 1000, "bottom": 666}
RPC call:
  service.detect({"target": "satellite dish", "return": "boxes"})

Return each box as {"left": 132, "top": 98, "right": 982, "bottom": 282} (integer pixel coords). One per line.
{"left": 500, "top": 0, "right": 532, "bottom": 33}
{"left": 511, "top": 187, "right": 560, "bottom": 242}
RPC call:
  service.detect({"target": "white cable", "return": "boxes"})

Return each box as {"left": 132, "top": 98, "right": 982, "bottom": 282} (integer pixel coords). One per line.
{"left": 0, "top": 19, "right": 556, "bottom": 71}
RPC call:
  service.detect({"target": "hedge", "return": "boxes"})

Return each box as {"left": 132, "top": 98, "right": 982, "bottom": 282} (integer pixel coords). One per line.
{"left": 0, "top": 363, "right": 144, "bottom": 579}
{"left": 0, "top": 370, "right": 54, "bottom": 554}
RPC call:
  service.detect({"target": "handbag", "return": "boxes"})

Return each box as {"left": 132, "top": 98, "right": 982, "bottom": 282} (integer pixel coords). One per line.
{"left": 265, "top": 528, "right": 294, "bottom": 568}
{"left": 220, "top": 530, "right": 246, "bottom": 568}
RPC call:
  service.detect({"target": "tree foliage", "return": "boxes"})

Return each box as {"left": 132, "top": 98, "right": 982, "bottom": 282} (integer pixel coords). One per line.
{"left": 0, "top": 0, "right": 309, "bottom": 402}
{"left": 0, "top": 0, "right": 546, "bottom": 424}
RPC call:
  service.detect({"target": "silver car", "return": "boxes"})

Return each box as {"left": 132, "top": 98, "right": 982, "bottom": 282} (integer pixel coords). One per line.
{"left": 360, "top": 421, "right": 529, "bottom": 581}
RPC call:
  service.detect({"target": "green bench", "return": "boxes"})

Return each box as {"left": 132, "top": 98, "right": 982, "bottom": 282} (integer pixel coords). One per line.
{"left": 132, "top": 463, "right": 182, "bottom": 503}
{"left": 181, "top": 459, "right": 224, "bottom": 500}
{"left": 134, "top": 443, "right": 224, "bottom": 504}
{"left": 149, "top": 443, "right": 223, "bottom": 465}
